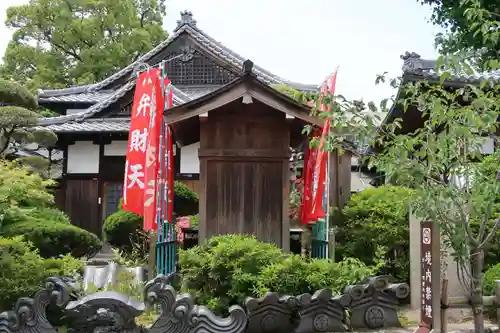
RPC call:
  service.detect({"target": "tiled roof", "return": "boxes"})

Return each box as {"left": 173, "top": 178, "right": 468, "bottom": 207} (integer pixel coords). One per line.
{"left": 37, "top": 11, "right": 317, "bottom": 104}
{"left": 38, "top": 91, "right": 113, "bottom": 104}
{"left": 175, "top": 85, "right": 223, "bottom": 99}
{"left": 401, "top": 52, "right": 500, "bottom": 84}
{"left": 381, "top": 51, "right": 500, "bottom": 128}
{"left": 37, "top": 81, "right": 189, "bottom": 128}
{"left": 38, "top": 118, "right": 131, "bottom": 133}
{"left": 35, "top": 11, "right": 322, "bottom": 133}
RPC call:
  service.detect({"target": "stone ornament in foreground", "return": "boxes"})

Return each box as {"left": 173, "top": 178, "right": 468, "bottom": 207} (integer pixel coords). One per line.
{"left": 0, "top": 275, "right": 409, "bottom": 333}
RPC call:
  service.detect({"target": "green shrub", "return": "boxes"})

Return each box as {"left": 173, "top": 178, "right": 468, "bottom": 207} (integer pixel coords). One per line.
{"left": 179, "top": 234, "right": 285, "bottom": 314}
{"left": 174, "top": 181, "right": 198, "bottom": 216}
{"left": 257, "top": 256, "right": 376, "bottom": 296}
{"left": 103, "top": 182, "right": 198, "bottom": 250}
{"left": 482, "top": 263, "right": 500, "bottom": 319}
{"left": 0, "top": 236, "right": 83, "bottom": 311}
{"left": 179, "top": 234, "right": 374, "bottom": 315}
{"left": 103, "top": 209, "right": 143, "bottom": 249}
{"left": 336, "top": 185, "right": 415, "bottom": 282}
{"left": 3, "top": 221, "right": 102, "bottom": 258}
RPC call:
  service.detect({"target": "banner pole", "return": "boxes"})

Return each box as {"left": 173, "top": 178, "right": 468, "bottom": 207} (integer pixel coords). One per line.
{"left": 325, "top": 150, "right": 330, "bottom": 259}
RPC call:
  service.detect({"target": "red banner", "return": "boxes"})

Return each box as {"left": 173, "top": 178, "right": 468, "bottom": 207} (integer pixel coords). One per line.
{"left": 301, "top": 71, "right": 338, "bottom": 224}
{"left": 300, "top": 130, "right": 319, "bottom": 225}
{"left": 123, "top": 69, "right": 159, "bottom": 216}
{"left": 142, "top": 70, "right": 164, "bottom": 231}
{"left": 309, "top": 72, "right": 337, "bottom": 222}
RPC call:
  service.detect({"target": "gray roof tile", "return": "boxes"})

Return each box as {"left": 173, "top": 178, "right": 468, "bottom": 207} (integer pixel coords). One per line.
{"left": 401, "top": 52, "right": 500, "bottom": 83}
{"left": 39, "top": 91, "right": 113, "bottom": 103}
{"left": 37, "top": 118, "right": 131, "bottom": 133}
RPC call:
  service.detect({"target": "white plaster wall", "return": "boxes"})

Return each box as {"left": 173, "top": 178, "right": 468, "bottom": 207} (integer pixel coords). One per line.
{"left": 67, "top": 141, "right": 99, "bottom": 173}
{"left": 104, "top": 141, "right": 128, "bottom": 156}
{"left": 478, "top": 137, "right": 495, "bottom": 155}
{"left": 180, "top": 142, "right": 200, "bottom": 174}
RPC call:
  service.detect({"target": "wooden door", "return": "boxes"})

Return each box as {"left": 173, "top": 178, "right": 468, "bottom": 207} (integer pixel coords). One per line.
{"left": 65, "top": 179, "right": 101, "bottom": 237}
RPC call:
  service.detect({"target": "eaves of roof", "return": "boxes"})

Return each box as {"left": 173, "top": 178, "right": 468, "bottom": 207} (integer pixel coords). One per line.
{"left": 37, "top": 81, "right": 190, "bottom": 127}
{"left": 36, "top": 118, "right": 131, "bottom": 133}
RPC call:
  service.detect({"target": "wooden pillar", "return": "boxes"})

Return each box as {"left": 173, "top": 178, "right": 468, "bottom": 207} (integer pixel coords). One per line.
{"left": 281, "top": 159, "right": 290, "bottom": 253}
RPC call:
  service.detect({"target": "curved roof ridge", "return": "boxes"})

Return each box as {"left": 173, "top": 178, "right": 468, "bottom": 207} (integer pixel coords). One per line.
{"left": 38, "top": 12, "right": 318, "bottom": 98}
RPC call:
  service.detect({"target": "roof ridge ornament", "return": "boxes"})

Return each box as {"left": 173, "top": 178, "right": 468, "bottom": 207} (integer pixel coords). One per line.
{"left": 400, "top": 51, "right": 436, "bottom": 73}
{"left": 242, "top": 60, "right": 254, "bottom": 75}
{"left": 176, "top": 11, "right": 197, "bottom": 30}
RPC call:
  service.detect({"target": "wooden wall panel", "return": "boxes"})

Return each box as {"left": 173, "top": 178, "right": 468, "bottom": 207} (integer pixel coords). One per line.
{"left": 339, "top": 151, "right": 352, "bottom": 207}
{"left": 205, "top": 161, "right": 283, "bottom": 247}
{"left": 65, "top": 179, "right": 101, "bottom": 238}
{"left": 199, "top": 102, "right": 290, "bottom": 249}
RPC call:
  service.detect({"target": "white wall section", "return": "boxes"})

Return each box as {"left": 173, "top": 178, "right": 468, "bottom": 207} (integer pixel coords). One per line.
{"left": 180, "top": 142, "right": 200, "bottom": 174}
{"left": 67, "top": 141, "right": 99, "bottom": 173}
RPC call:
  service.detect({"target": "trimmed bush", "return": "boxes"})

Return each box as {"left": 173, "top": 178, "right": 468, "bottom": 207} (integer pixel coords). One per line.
{"left": 174, "top": 181, "right": 198, "bottom": 216}
{"left": 103, "top": 209, "right": 143, "bottom": 249}
{"left": 3, "top": 221, "right": 102, "bottom": 258}
{"left": 483, "top": 263, "right": 500, "bottom": 319}
{"left": 103, "top": 182, "right": 198, "bottom": 250}
{"left": 179, "top": 235, "right": 284, "bottom": 313}
{"left": 0, "top": 236, "right": 83, "bottom": 311}
{"left": 336, "top": 185, "right": 415, "bottom": 282}
{"left": 257, "top": 256, "right": 376, "bottom": 297}
{"left": 179, "top": 234, "right": 374, "bottom": 314}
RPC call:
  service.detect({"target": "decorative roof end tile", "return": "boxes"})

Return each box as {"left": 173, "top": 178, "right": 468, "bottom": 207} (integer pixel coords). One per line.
{"left": 176, "top": 11, "right": 197, "bottom": 31}
{"left": 242, "top": 60, "right": 253, "bottom": 75}
{"left": 400, "top": 51, "right": 436, "bottom": 73}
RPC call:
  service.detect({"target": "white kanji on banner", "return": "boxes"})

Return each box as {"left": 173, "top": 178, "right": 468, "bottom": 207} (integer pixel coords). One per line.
{"left": 144, "top": 179, "right": 155, "bottom": 207}
{"left": 127, "top": 163, "right": 145, "bottom": 189}
{"left": 129, "top": 128, "right": 148, "bottom": 153}
{"left": 136, "top": 93, "right": 152, "bottom": 117}
{"left": 145, "top": 145, "right": 156, "bottom": 168}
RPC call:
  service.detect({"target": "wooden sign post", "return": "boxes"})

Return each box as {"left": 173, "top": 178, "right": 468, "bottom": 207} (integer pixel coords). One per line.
{"left": 420, "top": 221, "right": 433, "bottom": 330}
{"left": 415, "top": 220, "right": 441, "bottom": 333}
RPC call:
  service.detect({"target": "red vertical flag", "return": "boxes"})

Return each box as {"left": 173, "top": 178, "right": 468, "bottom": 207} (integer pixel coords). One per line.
{"left": 300, "top": 70, "right": 338, "bottom": 224}
{"left": 309, "top": 71, "right": 338, "bottom": 222}
{"left": 142, "top": 71, "right": 164, "bottom": 231}
{"left": 123, "top": 69, "right": 159, "bottom": 216}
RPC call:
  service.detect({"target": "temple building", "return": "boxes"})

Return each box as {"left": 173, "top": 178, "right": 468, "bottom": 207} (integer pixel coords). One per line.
{"left": 36, "top": 11, "right": 353, "bottom": 248}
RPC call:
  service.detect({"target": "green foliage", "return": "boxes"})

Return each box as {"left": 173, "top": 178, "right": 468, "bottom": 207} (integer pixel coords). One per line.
{"left": 419, "top": 0, "right": 499, "bottom": 67}
{"left": 0, "top": 236, "right": 83, "bottom": 311}
{"left": 0, "top": 162, "right": 101, "bottom": 257}
{"left": 103, "top": 209, "right": 143, "bottom": 249}
{"left": 0, "top": 0, "right": 167, "bottom": 90}
{"left": 257, "top": 256, "right": 376, "bottom": 296}
{"left": 0, "top": 79, "right": 38, "bottom": 109}
{"left": 2, "top": 220, "right": 102, "bottom": 258}
{"left": 482, "top": 263, "right": 500, "bottom": 319}
{"left": 483, "top": 263, "right": 500, "bottom": 296}
{"left": 104, "top": 181, "right": 197, "bottom": 251}
{"left": 304, "top": 4, "right": 498, "bottom": 329}
{"left": 0, "top": 161, "right": 55, "bottom": 211}
{"left": 174, "top": 181, "right": 199, "bottom": 216}
{"left": 0, "top": 80, "right": 57, "bottom": 160}
{"left": 179, "top": 235, "right": 373, "bottom": 315}
{"left": 336, "top": 186, "right": 415, "bottom": 282}
{"left": 179, "top": 235, "right": 286, "bottom": 314}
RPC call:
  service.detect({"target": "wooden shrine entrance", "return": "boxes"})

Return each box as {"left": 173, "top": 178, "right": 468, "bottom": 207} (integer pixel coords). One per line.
{"left": 166, "top": 61, "right": 322, "bottom": 252}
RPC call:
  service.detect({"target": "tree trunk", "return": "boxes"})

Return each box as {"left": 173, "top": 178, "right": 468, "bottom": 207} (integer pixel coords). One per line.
{"left": 470, "top": 248, "right": 485, "bottom": 333}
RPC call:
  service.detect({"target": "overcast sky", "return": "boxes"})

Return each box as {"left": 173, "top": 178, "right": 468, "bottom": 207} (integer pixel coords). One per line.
{"left": 0, "top": 0, "right": 443, "bottom": 104}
